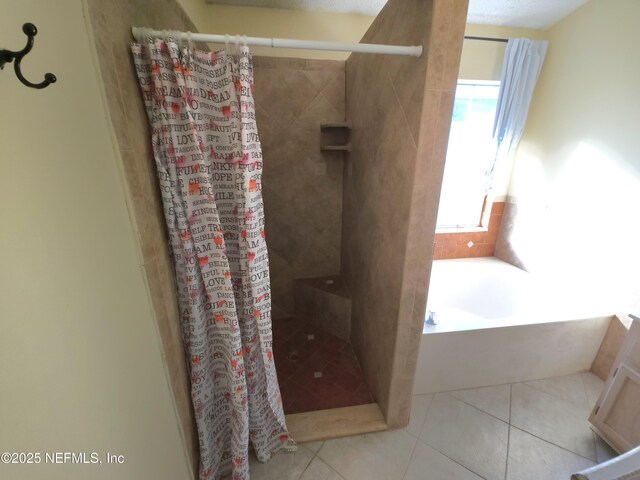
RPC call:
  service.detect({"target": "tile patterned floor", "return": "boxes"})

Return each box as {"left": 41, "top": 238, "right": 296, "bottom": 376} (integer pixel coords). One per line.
{"left": 252, "top": 372, "right": 620, "bottom": 480}
{"left": 273, "top": 317, "right": 374, "bottom": 414}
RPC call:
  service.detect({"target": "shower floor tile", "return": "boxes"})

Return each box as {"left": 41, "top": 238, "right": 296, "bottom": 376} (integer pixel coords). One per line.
{"left": 272, "top": 317, "right": 374, "bottom": 414}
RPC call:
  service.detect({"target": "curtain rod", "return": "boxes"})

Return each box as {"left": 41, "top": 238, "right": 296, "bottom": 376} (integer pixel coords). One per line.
{"left": 464, "top": 35, "right": 509, "bottom": 43}
{"left": 131, "top": 28, "right": 423, "bottom": 57}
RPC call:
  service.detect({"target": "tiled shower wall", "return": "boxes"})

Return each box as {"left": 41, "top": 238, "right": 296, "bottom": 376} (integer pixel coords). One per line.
{"left": 343, "top": 0, "right": 468, "bottom": 426}
{"left": 253, "top": 57, "right": 346, "bottom": 318}
{"left": 86, "top": 0, "right": 467, "bottom": 450}
{"left": 494, "top": 197, "right": 528, "bottom": 271}
{"left": 85, "top": 0, "right": 201, "bottom": 475}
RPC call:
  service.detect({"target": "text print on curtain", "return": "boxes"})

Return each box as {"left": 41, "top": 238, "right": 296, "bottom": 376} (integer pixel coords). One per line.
{"left": 131, "top": 37, "right": 295, "bottom": 480}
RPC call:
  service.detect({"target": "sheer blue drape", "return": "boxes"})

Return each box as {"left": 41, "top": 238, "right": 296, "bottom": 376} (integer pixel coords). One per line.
{"left": 486, "top": 38, "right": 548, "bottom": 191}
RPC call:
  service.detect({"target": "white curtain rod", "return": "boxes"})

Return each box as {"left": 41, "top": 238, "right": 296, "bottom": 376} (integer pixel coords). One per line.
{"left": 131, "top": 27, "right": 423, "bottom": 57}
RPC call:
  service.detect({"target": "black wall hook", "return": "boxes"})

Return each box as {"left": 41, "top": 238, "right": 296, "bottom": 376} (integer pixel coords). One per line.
{"left": 1, "top": 23, "right": 57, "bottom": 89}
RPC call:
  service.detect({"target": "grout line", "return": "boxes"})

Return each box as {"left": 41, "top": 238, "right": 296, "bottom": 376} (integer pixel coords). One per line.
{"left": 386, "top": 69, "right": 420, "bottom": 153}
{"left": 418, "top": 437, "right": 489, "bottom": 480}
{"left": 521, "top": 379, "right": 590, "bottom": 410}
{"left": 508, "top": 383, "right": 513, "bottom": 425}
{"left": 325, "top": 459, "right": 348, "bottom": 480}
{"left": 400, "top": 435, "right": 419, "bottom": 480}
{"left": 294, "top": 373, "right": 599, "bottom": 479}
{"left": 504, "top": 384, "right": 512, "bottom": 480}
{"left": 580, "top": 373, "right": 599, "bottom": 461}
{"left": 442, "top": 392, "right": 509, "bottom": 425}
{"left": 294, "top": 446, "right": 317, "bottom": 480}
{"left": 253, "top": 98, "right": 286, "bottom": 135}
{"left": 508, "top": 425, "right": 597, "bottom": 463}
{"left": 510, "top": 379, "right": 597, "bottom": 463}
{"left": 419, "top": 394, "right": 491, "bottom": 479}
{"left": 427, "top": 379, "right": 515, "bottom": 395}
{"left": 279, "top": 70, "right": 340, "bottom": 132}
{"left": 579, "top": 372, "right": 593, "bottom": 407}
{"left": 310, "top": 453, "right": 347, "bottom": 480}
{"left": 406, "top": 393, "right": 435, "bottom": 439}
{"left": 591, "top": 431, "right": 600, "bottom": 464}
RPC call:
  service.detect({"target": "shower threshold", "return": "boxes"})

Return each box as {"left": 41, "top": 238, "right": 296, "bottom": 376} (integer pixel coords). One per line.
{"left": 286, "top": 403, "right": 387, "bottom": 443}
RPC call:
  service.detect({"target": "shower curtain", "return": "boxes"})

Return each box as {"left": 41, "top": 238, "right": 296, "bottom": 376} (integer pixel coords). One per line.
{"left": 131, "top": 37, "right": 294, "bottom": 480}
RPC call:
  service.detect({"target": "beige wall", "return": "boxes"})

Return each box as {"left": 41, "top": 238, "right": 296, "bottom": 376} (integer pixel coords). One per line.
{"left": 0, "top": 1, "right": 191, "bottom": 480}
{"left": 85, "top": 0, "right": 204, "bottom": 474}
{"left": 498, "top": 0, "right": 640, "bottom": 311}
{"left": 461, "top": 24, "right": 546, "bottom": 81}
{"left": 178, "top": 1, "right": 374, "bottom": 60}
{"left": 178, "top": 1, "right": 543, "bottom": 75}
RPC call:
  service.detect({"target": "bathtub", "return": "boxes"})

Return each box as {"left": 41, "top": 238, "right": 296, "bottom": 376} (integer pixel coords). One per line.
{"left": 413, "top": 257, "right": 613, "bottom": 394}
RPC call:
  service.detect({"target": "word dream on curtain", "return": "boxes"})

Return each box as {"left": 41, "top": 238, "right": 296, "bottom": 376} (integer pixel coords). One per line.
{"left": 131, "top": 38, "right": 295, "bottom": 480}
{"left": 487, "top": 37, "right": 548, "bottom": 193}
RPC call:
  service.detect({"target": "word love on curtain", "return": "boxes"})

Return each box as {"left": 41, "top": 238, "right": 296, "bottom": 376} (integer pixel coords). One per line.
{"left": 131, "top": 37, "right": 295, "bottom": 480}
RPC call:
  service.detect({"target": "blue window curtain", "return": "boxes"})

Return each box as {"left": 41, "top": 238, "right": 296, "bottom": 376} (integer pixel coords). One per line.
{"left": 486, "top": 38, "right": 548, "bottom": 193}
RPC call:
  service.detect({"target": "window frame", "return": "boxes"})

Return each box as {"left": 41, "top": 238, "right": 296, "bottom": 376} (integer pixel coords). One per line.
{"left": 435, "top": 79, "right": 501, "bottom": 233}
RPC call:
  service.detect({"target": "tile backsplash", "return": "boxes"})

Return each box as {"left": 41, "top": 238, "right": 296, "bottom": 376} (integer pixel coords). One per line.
{"left": 433, "top": 201, "right": 505, "bottom": 259}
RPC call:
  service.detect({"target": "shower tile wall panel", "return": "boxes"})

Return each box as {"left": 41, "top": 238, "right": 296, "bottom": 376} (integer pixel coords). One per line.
{"left": 591, "top": 316, "right": 629, "bottom": 381}
{"left": 494, "top": 198, "right": 529, "bottom": 271}
{"left": 86, "top": 0, "right": 202, "bottom": 475}
{"left": 252, "top": 57, "right": 346, "bottom": 318}
{"left": 294, "top": 276, "right": 352, "bottom": 341}
{"left": 343, "top": 0, "right": 468, "bottom": 427}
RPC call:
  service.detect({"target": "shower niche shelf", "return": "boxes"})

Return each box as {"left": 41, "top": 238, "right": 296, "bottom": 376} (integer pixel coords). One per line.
{"left": 321, "top": 144, "right": 351, "bottom": 152}
{"left": 320, "top": 123, "right": 351, "bottom": 154}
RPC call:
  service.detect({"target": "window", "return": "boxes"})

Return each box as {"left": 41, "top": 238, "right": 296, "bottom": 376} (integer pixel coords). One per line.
{"left": 436, "top": 80, "right": 500, "bottom": 229}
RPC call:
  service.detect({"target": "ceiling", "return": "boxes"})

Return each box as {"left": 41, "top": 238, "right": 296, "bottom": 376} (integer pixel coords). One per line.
{"left": 204, "top": 0, "right": 588, "bottom": 29}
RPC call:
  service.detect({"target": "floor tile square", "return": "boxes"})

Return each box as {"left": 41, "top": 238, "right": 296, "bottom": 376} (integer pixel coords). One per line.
{"left": 593, "top": 432, "right": 618, "bottom": 463}
{"left": 318, "top": 430, "right": 416, "bottom": 480}
{"left": 449, "top": 384, "right": 511, "bottom": 422}
{"left": 303, "top": 440, "right": 325, "bottom": 453}
{"left": 405, "top": 394, "right": 433, "bottom": 437}
{"left": 348, "top": 381, "right": 375, "bottom": 405}
{"left": 252, "top": 372, "right": 614, "bottom": 479}
{"left": 248, "top": 445, "right": 314, "bottom": 480}
{"left": 300, "top": 457, "right": 346, "bottom": 480}
{"left": 510, "top": 383, "right": 596, "bottom": 460}
{"left": 524, "top": 373, "right": 589, "bottom": 408}
{"left": 286, "top": 385, "right": 331, "bottom": 414}
{"left": 322, "top": 362, "right": 362, "bottom": 391}
{"left": 273, "top": 318, "right": 374, "bottom": 414}
{"left": 420, "top": 394, "right": 509, "bottom": 480}
{"left": 404, "top": 441, "right": 482, "bottom": 480}
{"left": 330, "top": 347, "right": 363, "bottom": 377}
{"left": 304, "top": 377, "right": 357, "bottom": 409}
{"left": 581, "top": 372, "right": 605, "bottom": 408}
{"left": 506, "top": 426, "right": 594, "bottom": 480}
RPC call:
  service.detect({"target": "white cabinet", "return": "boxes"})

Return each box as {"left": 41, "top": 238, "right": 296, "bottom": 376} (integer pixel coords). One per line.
{"left": 590, "top": 317, "right": 640, "bottom": 453}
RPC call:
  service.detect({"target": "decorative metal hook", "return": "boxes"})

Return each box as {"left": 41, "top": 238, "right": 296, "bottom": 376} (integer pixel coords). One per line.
{"left": 0, "top": 23, "right": 56, "bottom": 89}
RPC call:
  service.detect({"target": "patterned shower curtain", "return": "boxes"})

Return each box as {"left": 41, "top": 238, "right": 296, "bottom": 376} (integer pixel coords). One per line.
{"left": 131, "top": 37, "right": 294, "bottom": 480}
